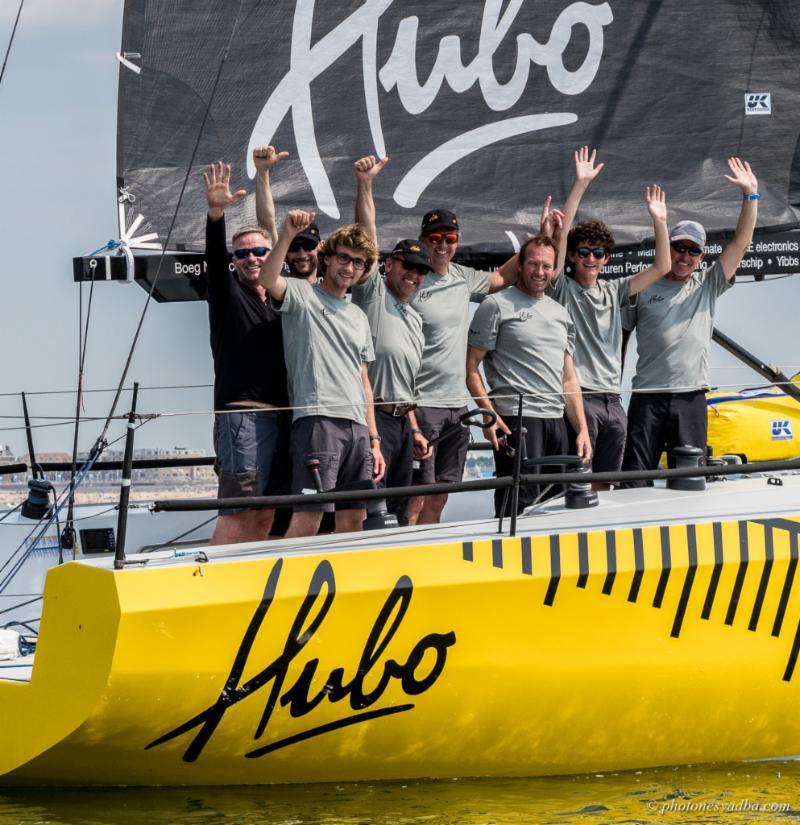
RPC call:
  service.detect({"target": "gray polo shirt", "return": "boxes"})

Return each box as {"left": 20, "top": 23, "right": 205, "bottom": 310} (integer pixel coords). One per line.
{"left": 468, "top": 287, "right": 575, "bottom": 418}
{"left": 351, "top": 270, "right": 424, "bottom": 404}
{"left": 631, "top": 260, "right": 732, "bottom": 392}
{"left": 411, "top": 262, "right": 492, "bottom": 406}
{"left": 280, "top": 279, "right": 374, "bottom": 424}
{"left": 548, "top": 274, "right": 633, "bottom": 393}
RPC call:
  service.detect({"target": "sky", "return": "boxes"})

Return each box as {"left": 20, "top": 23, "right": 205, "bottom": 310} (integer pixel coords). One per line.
{"left": 0, "top": 0, "right": 797, "bottom": 460}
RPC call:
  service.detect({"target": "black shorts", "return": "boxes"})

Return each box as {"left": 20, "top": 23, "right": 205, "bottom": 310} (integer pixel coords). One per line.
{"left": 412, "top": 406, "right": 470, "bottom": 485}
{"left": 581, "top": 392, "right": 627, "bottom": 473}
{"left": 290, "top": 416, "right": 372, "bottom": 512}
{"left": 622, "top": 390, "right": 707, "bottom": 487}
{"left": 493, "top": 416, "right": 568, "bottom": 516}
{"left": 375, "top": 410, "right": 413, "bottom": 525}
{"left": 213, "top": 409, "right": 290, "bottom": 515}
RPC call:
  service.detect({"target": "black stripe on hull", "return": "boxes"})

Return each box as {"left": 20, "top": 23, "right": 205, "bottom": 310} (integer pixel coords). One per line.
{"left": 653, "top": 526, "right": 671, "bottom": 608}
{"left": 773, "top": 530, "right": 798, "bottom": 638}
{"left": 628, "top": 529, "right": 645, "bottom": 603}
{"left": 544, "top": 535, "right": 561, "bottom": 607}
{"left": 701, "top": 521, "right": 725, "bottom": 620}
{"left": 521, "top": 536, "right": 532, "bottom": 576}
{"left": 602, "top": 531, "right": 617, "bottom": 596}
{"left": 749, "top": 524, "right": 774, "bottom": 632}
{"left": 577, "top": 532, "right": 589, "bottom": 589}
{"left": 671, "top": 524, "right": 698, "bottom": 639}
{"left": 492, "top": 539, "right": 503, "bottom": 569}
{"left": 725, "top": 522, "right": 749, "bottom": 626}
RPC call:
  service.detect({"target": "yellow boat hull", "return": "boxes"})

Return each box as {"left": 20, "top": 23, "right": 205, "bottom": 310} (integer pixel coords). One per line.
{"left": 2, "top": 512, "right": 800, "bottom": 785}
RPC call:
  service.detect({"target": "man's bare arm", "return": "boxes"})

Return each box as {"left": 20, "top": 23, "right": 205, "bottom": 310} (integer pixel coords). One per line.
{"left": 361, "top": 365, "right": 386, "bottom": 482}
{"left": 717, "top": 158, "right": 759, "bottom": 282}
{"left": 253, "top": 145, "right": 288, "bottom": 247}
{"left": 353, "top": 154, "right": 388, "bottom": 282}
{"left": 563, "top": 353, "right": 592, "bottom": 463}
{"left": 629, "top": 185, "right": 671, "bottom": 296}
{"left": 466, "top": 345, "right": 510, "bottom": 449}
{"left": 258, "top": 210, "right": 314, "bottom": 302}
{"left": 554, "top": 145, "right": 604, "bottom": 276}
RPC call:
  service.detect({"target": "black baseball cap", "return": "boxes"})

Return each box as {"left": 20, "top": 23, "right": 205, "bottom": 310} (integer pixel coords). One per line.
{"left": 390, "top": 239, "right": 432, "bottom": 272}
{"left": 421, "top": 208, "right": 459, "bottom": 234}
{"left": 295, "top": 222, "right": 321, "bottom": 244}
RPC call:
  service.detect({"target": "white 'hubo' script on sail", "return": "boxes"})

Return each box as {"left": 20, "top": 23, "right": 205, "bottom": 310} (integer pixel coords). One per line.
{"left": 247, "top": 0, "right": 613, "bottom": 219}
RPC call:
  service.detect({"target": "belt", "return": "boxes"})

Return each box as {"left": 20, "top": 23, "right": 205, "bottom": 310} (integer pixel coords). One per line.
{"left": 376, "top": 402, "right": 417, "bottom": 417}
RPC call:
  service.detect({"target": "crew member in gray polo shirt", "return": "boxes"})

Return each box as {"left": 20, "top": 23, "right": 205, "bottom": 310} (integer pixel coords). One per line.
{"left": 622, "top": 157, "right": 760, "bottom": 483}
{"left": 352, "top": 155, "right": 433, "bottom": 524}
{"left": 259, "top": 210, "right": 386, "bottom": 536}
{"left": 467, "top": 235, "right": 591, "bottom": 515}
{"left": 541, "top": 146, "right": 672, "bottom": 487}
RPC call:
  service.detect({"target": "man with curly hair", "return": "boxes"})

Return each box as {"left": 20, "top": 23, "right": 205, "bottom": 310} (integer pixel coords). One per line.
{"left": 259, "top": 211, "right": 386, "bottom": 537}
{"left": 542, "top": 147, "right": 671, "bottom": 487}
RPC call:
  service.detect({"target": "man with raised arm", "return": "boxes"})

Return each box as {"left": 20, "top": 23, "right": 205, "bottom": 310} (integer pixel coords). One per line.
{"left": 621, "top": 158, "right": 759, "bottom": 483}
{"left": 352, "top": 155, "right": 432, "bottom": 525}
{"left": 254, "top": 147, "right": 322, "bottom": 282}
{"left": 203, "top": 148, "right": 287, "bottom": 545}
{"left": 466, "top": 235, "right": 592, "bottom": 515}
{"left": 542, "top": 147, "right": 672, "bottom": 488}
{"left": 258, "top": 210, "right": 386, "bottom": 537}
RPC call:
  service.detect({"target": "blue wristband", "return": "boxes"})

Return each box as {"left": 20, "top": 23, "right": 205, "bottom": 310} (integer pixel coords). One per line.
{"left": 743, "top": 193, "right": 760, "bottom": 200}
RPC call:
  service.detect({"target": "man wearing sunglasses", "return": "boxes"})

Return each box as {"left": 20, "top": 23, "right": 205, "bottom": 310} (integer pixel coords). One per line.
{"left": 203, "top": 149, "right": 289, "bottom": 546}
{"left": 259, "top": 210, "right": 386, "bottom": 538}
{"left": 352, "top": 155, "right": 434, "bottom": 524}
{"left": 540, "top": 146, "right": 672, "bottom": 489}
{"left": 621, "top": 157, "right": 759, "bottom": 483}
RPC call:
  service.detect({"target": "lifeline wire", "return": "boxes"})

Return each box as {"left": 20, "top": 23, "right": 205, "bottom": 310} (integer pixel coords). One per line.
{"left": 0, "top": 0, "right": 24, "bottom": 89}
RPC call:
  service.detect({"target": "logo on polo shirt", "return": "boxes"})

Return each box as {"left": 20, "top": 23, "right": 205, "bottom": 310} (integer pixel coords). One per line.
{"left": 770, "top": 419, "right": 793, "bottom": 441}
{"left": 416, "top": 290, "right": 432, "bottom": 302}
{"left": 517, "top": 310, "right": 534, "bottom": 321}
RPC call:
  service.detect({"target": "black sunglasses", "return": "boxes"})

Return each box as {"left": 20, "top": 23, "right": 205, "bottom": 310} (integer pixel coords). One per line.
{"left": 233, "top": 246, "right": 269, "bottom": 259}
{"left": 575, "top": 246, "right": 607, "bottom": 260}
{"left": 670, "top": 241, "right": 703, "bottom": 257}
{"left": 393, "top": 257, "right": 429, "bottom": 276}
{"left": 288, "top": 238, "right": 318, "bottom": 253}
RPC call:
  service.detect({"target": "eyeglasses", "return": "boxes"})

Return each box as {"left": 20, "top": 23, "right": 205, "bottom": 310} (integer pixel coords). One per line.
{"left": 333, "top": 251, "right": 367, "bottom": 271}
{"left": 670, "top": 241, "right": 703, "bottom": 257}
{"left": 575, "top": 247, "right": 607, "bottom": 260}
{"left": 392, "top": 257, "right": 429, "bottom": 276}
{"left": 426, "top": 231, "right": 459, "bottom": 244}
{"left": 233, "top": 246, "right": 269, "bottom": 259}
{"left": 288, "top": 238, "right": 318, "bottom": 253}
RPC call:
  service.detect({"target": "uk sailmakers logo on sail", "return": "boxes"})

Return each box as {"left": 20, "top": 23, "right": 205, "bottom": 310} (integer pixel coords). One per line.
{"left": 770, "top": 420, "right": 793, "bottom": 441}
{"left": 246, "top": 0, "right": 613, "bottom": 218}
{"left": 145, "top": 558, "right": 456, "bottom": 762}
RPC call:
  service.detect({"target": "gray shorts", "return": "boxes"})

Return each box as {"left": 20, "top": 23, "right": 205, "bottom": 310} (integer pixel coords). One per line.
{"left": 582, "top": 392, "right": 627, "bottom": 473}
{"left": 290, "top": 416, "right": 372, "bottom": 512}
{"left": 412, "top": 406, "right": 470, "bottom": 484}
{"left": 213, "top": 409, "right": 288, "bottom": 515}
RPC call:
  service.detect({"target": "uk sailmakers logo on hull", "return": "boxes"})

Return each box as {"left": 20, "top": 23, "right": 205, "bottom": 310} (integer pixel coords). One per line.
{"left": 770, "top": 420, "right": 793, "bottom": 441}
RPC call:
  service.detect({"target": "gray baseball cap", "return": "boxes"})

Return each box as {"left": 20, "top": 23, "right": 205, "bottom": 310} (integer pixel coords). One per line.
{"left": 669, "top": 220, "right": 706, "bottom": 248}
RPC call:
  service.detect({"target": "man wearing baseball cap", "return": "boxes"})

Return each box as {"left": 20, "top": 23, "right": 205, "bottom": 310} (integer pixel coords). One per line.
{"left": 353, "top": 156, "right": 434, "bottom": 524}
{"left": 622, "top": 158, "right": 760, "bottom": 482}
{"left": 406, "top": 206, "right": 520, "bottom": 523}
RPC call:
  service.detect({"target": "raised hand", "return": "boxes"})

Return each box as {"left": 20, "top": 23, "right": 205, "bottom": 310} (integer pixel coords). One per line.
{"left": 539, "top": 195, "right": 565, "bottom": 239}
{"left": 283, "top": 209, "right": 316, "bottom": 239}
{"left": 253, "top": 145, "right": 289, "bottom": 173}
{"left": 574, "top": 145, "right": 604, "bottom": 185}
{"left": 203, "top": 161, "right": 246, "bottom": 216}
{"left": 724, "top": 157, "right": 758, "bottom": 196}
{"left": 645, "top": 184, "right": 667, "bottom": 222}
{"left": 354, "top": 155, "right": 389, "bottom": 181}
